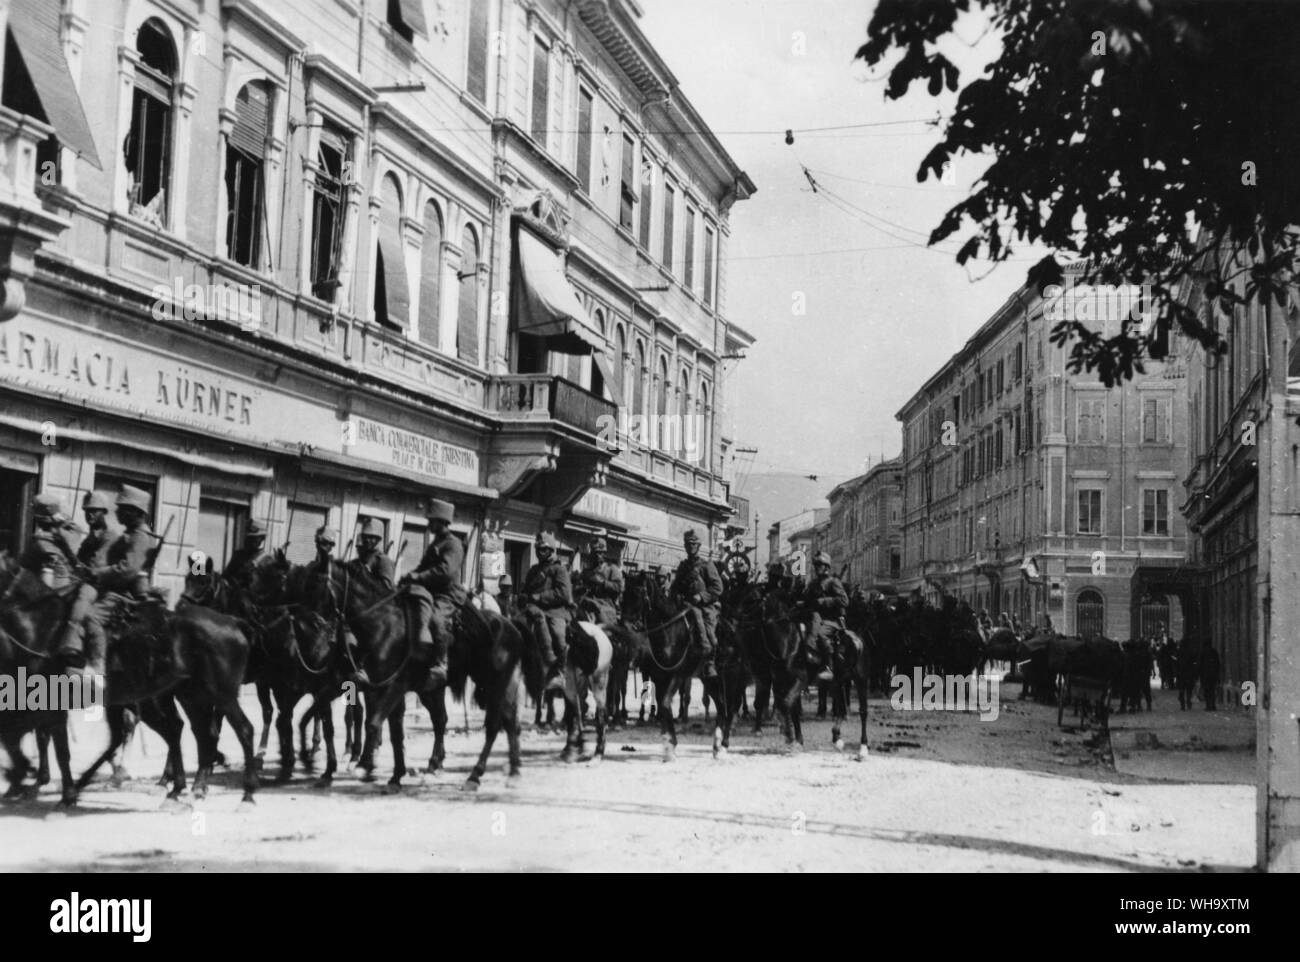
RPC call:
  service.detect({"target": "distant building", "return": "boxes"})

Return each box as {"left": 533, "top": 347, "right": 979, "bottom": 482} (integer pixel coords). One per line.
{"left": 766, "top": 507, "right": 827, "bottom": 576}
{"left": 827, "top": 459, "right": 903, "bottom": 591}
{"left": 896, "top": 269, "right": 1188, "bottom": 639}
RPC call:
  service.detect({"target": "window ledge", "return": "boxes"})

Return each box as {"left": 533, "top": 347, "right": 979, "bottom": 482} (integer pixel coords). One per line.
{"left": 460, "top": 90, "right": 492, "bottom": 123}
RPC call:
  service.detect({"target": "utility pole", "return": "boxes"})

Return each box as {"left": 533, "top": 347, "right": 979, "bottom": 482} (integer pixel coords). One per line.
{"left": 1260, "top": 299, "right": 1300, "bottom": 871}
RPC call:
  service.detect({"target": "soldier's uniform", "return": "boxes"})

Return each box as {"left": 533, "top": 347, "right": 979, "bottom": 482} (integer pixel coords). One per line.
{"left": 800, "top": 551, "right": 847, "bottom": 679}
{"left": 15, "top": 494, "right": 98, "bottom": 668}
{"left": 76, "top": 491, "right": 116, "bottom": 567}
{"left": 347, "top": 520, "right": 396, "bottom": 588}
{"left": 305, "top": 526, "right": 337, "bottom": 579}
{"left": 671, "top": 530, "right": 722, "bottom": 678}
{"left": 496, "top": 573, "right": 517, "bottom": 620}
{"left": 401, "top": 499, "right": 465, "bottom": 681}
{"left": 576, "top": 537, "right": 622, "bottom": 627}
{"left": 89, "top": 486, "right": 155, "bottom": 597}
{"left": 521, "top": 532, "right": 573, "bottom": 682}
{"left": 223, "top": 520, "right": 274, "bottom": 591}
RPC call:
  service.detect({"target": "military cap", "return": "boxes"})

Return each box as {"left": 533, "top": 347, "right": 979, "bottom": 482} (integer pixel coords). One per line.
{"left": 589, "top": 536, "right": 608, "bottom": 554}
{"left": 535, "top": 531, "right": 559, "bottom": 549}
{"left": 245, "top": 519, "right": 267, "bottom": 537}
{"left": 32, "top": 492, "right": 65, "bottom": 519}
{"left": 498, "top": 573, "right": 513, "bottom": 588}
{"left": 358, "top": 518, "right": 385, "bottom": 539}
{"left": 82, "top": 491, "right": 111, "bottom": 511}
{"left": 683, "top": 529, "right": 701, "bottom": 545}
{"left": 426, "top": 499, "right": 455, "bottom": 524}
{"left": 116, "top": 485, "right": 151, "bottom": 515}
{"left": 813, "top": 550, "right": 832, "bottom": 567}
{"left": 315, "top": 526, "right": 338, "bottom": 544}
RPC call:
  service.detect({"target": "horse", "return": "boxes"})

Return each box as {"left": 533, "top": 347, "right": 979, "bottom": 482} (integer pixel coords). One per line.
{"left": 760, "top": 589, "right": 871, "bottom": 759}
{"left": 723, "top": 581, "right": 774, "bottom": 733}
{"left": 638, "top": 574, "right": 747, "bottom": 761}
{"left": 325, "top": 564, "right": 541, "bottom": 791}
{"left": 76, "top": 597, "right": 260, "bottom": 805}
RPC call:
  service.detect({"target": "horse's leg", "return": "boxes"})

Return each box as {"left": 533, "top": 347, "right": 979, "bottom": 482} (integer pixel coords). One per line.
{"left": 817, "top": 682, "right": 828, "bottom": 719}
{"left": 592, "top": 669, "right": 608, "bottom": 761}
{"left": 385, "top": 696, "right": 407, "bottom": 792}
{"left": 1, "top": 730, "right": 33, "bottom": 798}
{"left": 856, "top": 675, "right": 869, "bottom": 760}
{"left": 51, "top": 720, "right": 77, "bottom": 807}
{"left": 297, "top": 700, "right": 316, "bottom": 768}
{"left": 109, "top": 707, "right": 138, "bottom": 786}
{"left": 75, "top": 704, "right": 128, "bottom": 793}
{"left": 316, "top": 693, "right": 338, "bottom": 787}
{"left": 182, "top": 701, "right": 215, "bottom": 801}
{"left": 678, "top": 680, "right": 690, "bottom": 724}
{"left": 218, "top": 696, "right": 258, "bottom": 804}
{"left": 560, "top": 673, "right": 581, "bottom": 763}
{"left": 465, "top": 700, "right": 502, "bottom": 791}
{"left": 710, "top": 678, "right": 726, "bottom": 759}
{"left": 357, "top": 689, "right": 386, "bottom": 781}
{"left": 418, "top": 687, "right": 447, "bottom": 774}
{"left": 831, "top": 677, "right": 846, "bottom": 751}
{"left": 658, "top": 673, "right": 679, "bottom": 762}
{"left": 36, "top": 728, "right": 51, "bottom": 787}
{"left": 504, "top": 672, "right": 523, "bottom": 779}
{"left": 255, "top": 681, "right": 273, "bottom": 763}
{"left": 273, "top": 685, "right": 296, "bottom": 782}
{"left": 310, "top": 715, "right": 322, "bottom": 757}
{"left": 141, "top": 697, "right": 187, "bottom": 801}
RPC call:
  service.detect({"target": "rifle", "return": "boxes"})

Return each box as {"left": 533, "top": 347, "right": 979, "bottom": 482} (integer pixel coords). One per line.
{"left": 143, "top": 515, "right": 176, "bottom": 587}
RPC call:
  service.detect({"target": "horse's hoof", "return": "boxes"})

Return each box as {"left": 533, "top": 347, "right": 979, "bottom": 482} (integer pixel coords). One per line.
{"left": 37, "top": 773, "right": 51, "bottom": 788}
{"left": 461, "top": 778, "right": 480, "bottom": 793}
{"left": 313, "top": 776, "right": 332, "bottom": 790}
{"left": 359, "top": 771, "right": 375, "bottom": 783}
{"left": 425, "top": 764, "right": 442, "bottom": 776}
{"left": 855, "top": 745, "right": 868, "bottom": 762}
{"left": 833, "top": 739, "right": 846, "bottom": 753}
{"left": 384, "top": 781, "right": 402, "bottom": 795}
{"left": 159, "top": 796, "right": 190, "bottom": 814}
{"left": 560, "top": 750, "right": 577, "bottom": 764}
{"left": 505, "top": 771, "right": 522, "bottom": 787}
{"left": 238, "top": 795, "right": 256, "bottom": 809}
{"left": 587, "top": 754, "right": 602, "bottom": 767}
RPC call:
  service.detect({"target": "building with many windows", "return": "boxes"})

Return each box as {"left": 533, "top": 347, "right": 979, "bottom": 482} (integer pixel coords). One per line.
{"left": 826, "top": 458, "right": 902, "bottom": 591}
{"left": 896, "top": 269, "right": 1188, "bottom": 639}
{"left": 0, "top": 0, "right": 753, "bottom": 600}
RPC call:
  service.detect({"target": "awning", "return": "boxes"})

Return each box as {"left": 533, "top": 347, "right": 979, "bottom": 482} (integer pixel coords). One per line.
{"left": 514, "top": 230, "right": 609, "bottom": 357}
{"left": 7, "top": 0, "right": 101, "bottom": 169}
{"left": 394, "top": 0, "right": 429, "bottom": 38}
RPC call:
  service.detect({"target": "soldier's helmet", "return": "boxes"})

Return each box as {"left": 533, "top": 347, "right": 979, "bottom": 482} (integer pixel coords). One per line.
{"left": 82, "top": 491, "right": 111, "bottom": 511}
{"left": 32, "top": 492, "right": 66, "bottom": 521}
{"left": 683, "top": 529, "right": 701, "bottom": 546}
{"left": 315, "top": 526, "right": 338, "bottom": 546}
{"left": 427, "top": 499, "right": 454, "bottom": 524}
{"left": 246, "top": 519, "right": 267, "bottom": 539}
{"left": 358, "top": 518, "right": 384, "bottom": 539}
{"left": 589, "top": 537, "right": 608, "bottom": 555}
{"left": 498, "top": 573, "right": 513, "bottom": 588}
{"left": 536, "top": 531, "right": 559, "bottom": 550}
{"left": 116, "top": 485, "right": 152, "bottom": 516}
{"left": 813, "top": 550, "right": 832, "bottom": 567}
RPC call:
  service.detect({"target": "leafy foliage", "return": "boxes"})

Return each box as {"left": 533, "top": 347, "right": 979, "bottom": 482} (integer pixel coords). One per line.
{"left": 856, "top": 0, "right": 1300, "bottom": 384}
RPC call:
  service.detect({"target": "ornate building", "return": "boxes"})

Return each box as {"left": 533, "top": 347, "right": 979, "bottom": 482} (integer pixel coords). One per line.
{"left": 0, "top": 0, "right": 753, "bottom": 597}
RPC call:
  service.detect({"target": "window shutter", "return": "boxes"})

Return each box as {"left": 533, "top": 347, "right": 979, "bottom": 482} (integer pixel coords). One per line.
{"left": 230, "top": 83, "right": 269, "bottom": 158}
{"left": 286, "top": 504, "right": 329, "bottom": 564}
{"left": 466, "top": 0, "right": 490, "bottom": 102}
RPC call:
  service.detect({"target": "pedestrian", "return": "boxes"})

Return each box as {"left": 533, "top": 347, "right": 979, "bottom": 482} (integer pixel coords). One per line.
{"left": 1200, "top": 641, "right": 1221, "bottom": 711}
{"left": 1177, "top": 638, "right": 1199, "bottom": 710}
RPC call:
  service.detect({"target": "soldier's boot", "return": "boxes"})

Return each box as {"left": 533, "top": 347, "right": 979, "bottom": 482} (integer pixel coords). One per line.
{"left": 816, "top": 636, "right": 835, "bottom": 682}
{"left": 544, "top": 636, "right": 567, "bottom": 694}
{"left": 55, "top": 623, "right": 86, "bottom": 673}
{"left": 699, "top": 627, "right": 719, "bottom": 680}
{"left": 344, "top": 629, "right": 370, "bottom": 687}
{"left": 423, "top": 616, "right": 450, "bottom": 688}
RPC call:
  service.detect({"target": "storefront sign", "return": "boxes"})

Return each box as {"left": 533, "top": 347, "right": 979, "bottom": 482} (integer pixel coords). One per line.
{"left": 345, "top": 415, "right": 479, "bottom": 488}
{"left": 573, "top": 488, "right": 627, "bottom": 525}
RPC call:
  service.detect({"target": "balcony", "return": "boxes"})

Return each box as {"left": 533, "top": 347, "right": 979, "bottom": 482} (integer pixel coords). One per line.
{"left": 487, "top": 374, "right": 616, "bottom": 437}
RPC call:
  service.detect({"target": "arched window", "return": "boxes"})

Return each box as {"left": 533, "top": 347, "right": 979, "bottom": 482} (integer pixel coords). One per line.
{"left": 698, "top": 381, "right": 711, "bottom": 471}
{"left": 373, "top": 174, "right": 408, "bottom": 329}
{"left": 124, "top": 18, "right": 176, "bottom": 225}
{"left": 613, "top": 326, "right": 626, "bottom": 407}
{"left": 418, "top": 201, "right": 443, "bottom": 347}
{"left": 457, "top": 224, "right": 479, "bottom": 363}
{"left": 225, "top": 81, "right": 271, "bottom": 266}
{"left": 590, "top": 310, "right": 607, "bottom": 397}
{"left": 1076, "top": 588, "right": 1105, "bottom": 639}
{"left": 632, "top": 340, "right": 645, "bottom": 421}
{"left": 655, "top": 355, "right": 669, "bottom": 449}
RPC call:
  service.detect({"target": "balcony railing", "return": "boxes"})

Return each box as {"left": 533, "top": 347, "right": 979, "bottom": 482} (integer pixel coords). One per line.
{"left": 487, "top": 374, "right": 616, "bottom": 436}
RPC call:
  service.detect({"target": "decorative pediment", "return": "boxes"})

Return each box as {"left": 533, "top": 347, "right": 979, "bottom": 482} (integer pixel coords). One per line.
{"left": 514, "top": 188, "right": 569, "bottom": 246}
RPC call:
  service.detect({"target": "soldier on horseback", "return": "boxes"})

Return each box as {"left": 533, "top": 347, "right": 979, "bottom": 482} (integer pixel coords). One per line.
{"left": 12, "top": 493, "right": 100, "bottom": 672}
{"left": 496, "top": 573, "right": 517, "bottom": 619}
{"left": 670, "top": 529, "right": 720, "bottom": 680}
{"left": 520, "top": 531, "right": 572, "bottom": 694}
{"left": 341, "top": 518, "right": 394, "bottom": 685}
{"left": 77, "top": 491, "right": 115, "bottom": 567}
{"left": 575, "top": 536, "right": 622, "bottom": 629}
{"left": 796, "top": 550, "right": 845, "bottom": 683}
{"left": 398, "top": 499, "right": 466, "bottom": 686}
{"left": 306, "top": 526, "right": 337, "bottom": 577}
{"left": 222, "top": 520, "right": 274, "bottom": 592}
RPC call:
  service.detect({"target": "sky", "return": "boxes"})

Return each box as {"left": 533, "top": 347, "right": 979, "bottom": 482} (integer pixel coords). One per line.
{"left": 638, "top": 0, "right": 1046, "bottom": 481}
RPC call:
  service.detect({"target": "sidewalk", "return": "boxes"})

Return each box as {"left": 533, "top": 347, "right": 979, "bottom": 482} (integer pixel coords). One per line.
{"left": 1109, "top": 687, "right": 1255, "bottom": 784}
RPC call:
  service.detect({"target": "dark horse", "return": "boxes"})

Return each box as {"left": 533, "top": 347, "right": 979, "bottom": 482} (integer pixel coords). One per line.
{"left": 760, "top": 589, "right": 871, "bottom": 758}
{"left": 75, "top": 597, "right": 260, "bottom": 805}
{"left": 636, "top": 575, "right": 747, "bottom": 761}
{"left": 325, "top": 565, "right": 541, "bottom": 791}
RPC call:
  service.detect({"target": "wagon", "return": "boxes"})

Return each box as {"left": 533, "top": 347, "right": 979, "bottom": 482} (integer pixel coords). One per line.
{"left": 1049, "top": 636, "right": 1123, "bottom": 728}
